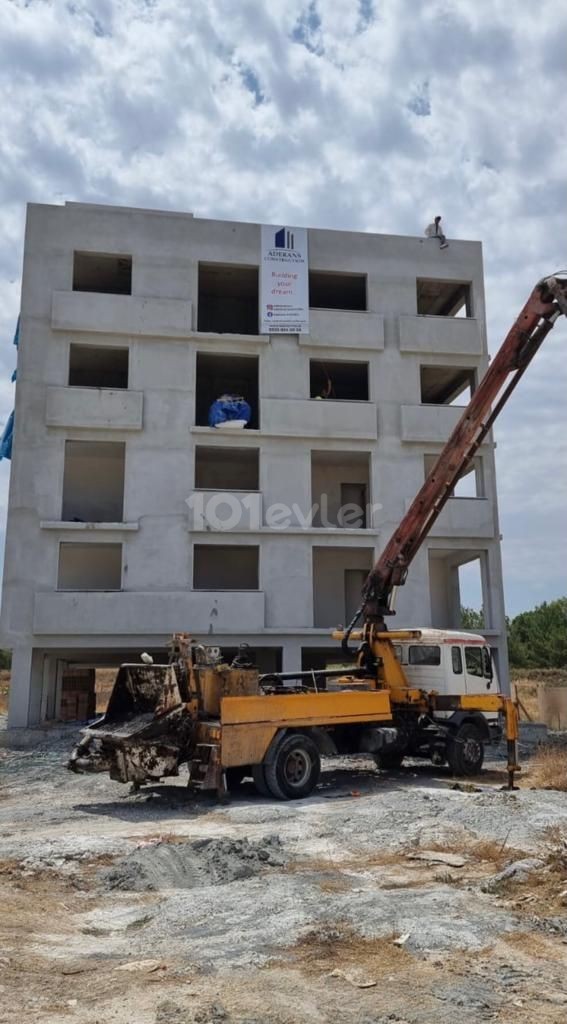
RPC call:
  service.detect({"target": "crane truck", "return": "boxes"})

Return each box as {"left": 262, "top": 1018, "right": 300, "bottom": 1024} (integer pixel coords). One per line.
{"left": 69, "top": 275, "right": 567, "bottom": 798}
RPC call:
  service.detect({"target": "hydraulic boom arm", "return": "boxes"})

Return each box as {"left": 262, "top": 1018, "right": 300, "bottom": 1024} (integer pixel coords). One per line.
{"left": 359, "top": 274, "right": 567, "bottom": 627}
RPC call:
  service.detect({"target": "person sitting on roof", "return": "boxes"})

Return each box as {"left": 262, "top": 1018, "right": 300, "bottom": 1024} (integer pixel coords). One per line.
{"left": 425, "top": 215, "right": 449, "bottom": 249}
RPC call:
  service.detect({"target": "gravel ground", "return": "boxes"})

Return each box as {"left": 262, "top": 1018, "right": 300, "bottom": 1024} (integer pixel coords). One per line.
{"left": 1, "top": 727, "right": 567, "bottom": 1023}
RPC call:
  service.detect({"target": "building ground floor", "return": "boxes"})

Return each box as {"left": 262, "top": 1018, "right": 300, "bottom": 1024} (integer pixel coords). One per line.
{"left": 6, "top": 624, "right": 508, "bottom": 728}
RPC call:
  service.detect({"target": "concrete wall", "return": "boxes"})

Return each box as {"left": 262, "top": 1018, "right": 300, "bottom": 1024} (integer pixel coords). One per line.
{"left": 0, "top": 201, "right": 509, "bottom": 725}
{"left": 398, "top": 315, "right": 481, "bottom": 355}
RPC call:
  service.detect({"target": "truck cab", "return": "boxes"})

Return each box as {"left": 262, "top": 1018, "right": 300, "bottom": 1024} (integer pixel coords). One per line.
{"left": 392, "top": 628, "right": 497, "bottom": 697}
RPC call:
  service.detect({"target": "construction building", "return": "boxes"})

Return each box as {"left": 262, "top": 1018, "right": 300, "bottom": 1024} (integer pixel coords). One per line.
{"left": 0, "top": 201, "right": 508, "bottom": 727}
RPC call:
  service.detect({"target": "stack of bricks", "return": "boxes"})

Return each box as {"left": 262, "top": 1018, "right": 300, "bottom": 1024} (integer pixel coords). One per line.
{"left": 60, "top": 669, "right": 96, "bottom": 721}
{"left": 95, "top": 668, "right": 116, "bottom": 715}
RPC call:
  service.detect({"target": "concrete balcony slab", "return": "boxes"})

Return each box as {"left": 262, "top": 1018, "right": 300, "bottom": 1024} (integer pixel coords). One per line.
{"left": 401, "top": 404, "right": 464, "bottom": 443}
{"left": 33, "top": 590, "right": 266, "bottom": 635}
{"left": 40, "top": 521, "right": 139, "bottom": 532}
{"left": 187, "top": 491, "right": 262, "bottom": 531}
{"left": 261, "top": 398, "right": 377, "bottom": 439}
{"left": 399, "top": 315, "right": 482, "bottom": 355}
{"left": 52, "top": 290, "right": 192, "bottom": 338}
{"left": 303, "top": 309, "right": 384, "bottom": 350}
{"left": 404, "top": 496, "right": 495, "bottom": 538}
{"left": 46, "top": 386, "right": 143, "bottom": 430}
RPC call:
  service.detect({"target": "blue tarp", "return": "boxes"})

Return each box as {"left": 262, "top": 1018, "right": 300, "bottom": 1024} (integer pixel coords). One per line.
{"left": 0, "top": 411, "right": 14, "bottom": 460}
{"left": 0, "top": 316, "right": 20, "bottom": 461}
{"left": 208, "top": 395, "right": 251, "bottom": 428}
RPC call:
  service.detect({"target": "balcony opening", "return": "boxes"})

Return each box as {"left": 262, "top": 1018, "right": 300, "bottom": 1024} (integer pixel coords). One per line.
{"left": 311, "top": 451, "right": 370, "bottom": 527}
{"left": 195, "top": 446, "right": 259, "bottom": 491}
{"left": 313, "top": 546, "right": 373, "bottom": 627}
{"left": 417, "top": 279, "right": 472, "bottom": 317}
{"left": 309, "top": 271, "right": 367, "bottom": 311}
{"left": 420, "top": 365, "right": 476, "bottom": 405}
{"left": 424, "top": 454, "right": 484, "bottom": 498}
{"left": 58, "top": 543, "right": 122, "bottom": 591}
{"left": 68, "top": 344, "right": 129, "bottom": 389}
{"left": 310, "top": 359, "right": 369, "bottom": 401}
{"left": 428, "top": 549, "right": 488, "bottom": 630}
{"left": 198, "top": 263, "right": 259, "bottom": 335}
{"left": 62, "top": 441, "right": 125, "bottom": 523}
{"left": 195, "top": 353, "right": 259, "bottom": 429}
{"left": 73, "top": 252, "right": 132, "bottom": 295}
{"left": 193, "top": 544, "right": 259, "bottom": 590}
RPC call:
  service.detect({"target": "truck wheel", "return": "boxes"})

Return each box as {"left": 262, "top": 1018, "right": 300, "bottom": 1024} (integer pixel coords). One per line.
{"left": 447, "top": 723, "right": 484, "bottom": 776}
{"left": 265, "top": 733, "right": 321, "bottom": 800}
{"left": 374, "top": 750, "right": 405, "bottom": 771}
{"left": 252, "top": 764, "right": 274, "bottom": 797}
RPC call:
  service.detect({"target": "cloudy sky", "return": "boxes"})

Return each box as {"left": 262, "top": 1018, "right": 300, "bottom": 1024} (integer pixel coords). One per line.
{"left": 0, "top": 0, "right": 565, "bottom": 618}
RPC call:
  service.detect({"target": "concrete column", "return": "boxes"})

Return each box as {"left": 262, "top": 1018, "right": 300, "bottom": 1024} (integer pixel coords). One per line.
{"left": 27, "top": 650, "right": 48, "bottom": 726}
{"left": 7, "top": 646, "right": 44, "bottom": 727}
{"left": 40, "top": 655, "right": 59, "bottom": 721}
{"left": 281, "top": 639, "right": 303, "bottom": 674}
{"left": 448, "top": 563, "right": 462, "bottom": 629}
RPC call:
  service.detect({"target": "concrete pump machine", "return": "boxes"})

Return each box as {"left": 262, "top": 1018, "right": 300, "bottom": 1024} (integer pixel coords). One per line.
{"left": 69, "top": 275, "right": 567, "bottom": 798}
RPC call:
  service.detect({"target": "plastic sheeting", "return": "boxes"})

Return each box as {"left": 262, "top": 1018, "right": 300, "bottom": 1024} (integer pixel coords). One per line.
{"left": 208, "top": 395, "right": 251, "bottom": 428}
{"left": 0, "top": 411, "right": 14, "bottom": 460}
{"left": 0, "top": 315, "right": 19, "bottom": 461}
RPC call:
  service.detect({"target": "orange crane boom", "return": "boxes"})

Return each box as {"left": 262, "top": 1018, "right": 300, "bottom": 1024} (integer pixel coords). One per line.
{"left": 356, "top": 275, "right": 567, "bottom": 630}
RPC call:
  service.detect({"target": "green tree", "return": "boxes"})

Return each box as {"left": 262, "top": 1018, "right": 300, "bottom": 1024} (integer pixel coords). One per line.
{"left": 0, "top": 650, "right": 11, "bottom": 670}
{"left": 460, "top": 606, "right": 485, "bottom": 630}
{"left": 507, "top": 598, "right": 567, "bottom": 669}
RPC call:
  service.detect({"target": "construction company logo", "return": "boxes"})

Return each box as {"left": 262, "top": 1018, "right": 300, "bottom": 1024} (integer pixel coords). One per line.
{"left": 265, "top": 226, "right": 305, "bottom": 263}
{"left": 274, "top": 227, "right": 295, "bottom": 250}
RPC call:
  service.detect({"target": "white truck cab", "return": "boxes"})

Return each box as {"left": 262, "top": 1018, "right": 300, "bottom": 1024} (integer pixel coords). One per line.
{"left": 393, "top": 628, "right": 497, "bottom": 697}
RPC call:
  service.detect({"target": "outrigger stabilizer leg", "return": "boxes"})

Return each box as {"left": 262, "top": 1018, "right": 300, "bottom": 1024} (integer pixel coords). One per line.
{"left": 502, "top": 696, "right": 520, "bottom": 790}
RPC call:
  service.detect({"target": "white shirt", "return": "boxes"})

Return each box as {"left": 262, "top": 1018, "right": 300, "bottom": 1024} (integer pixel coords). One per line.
{"left": 425, "top": 221, "right": 446, "bottom": 238}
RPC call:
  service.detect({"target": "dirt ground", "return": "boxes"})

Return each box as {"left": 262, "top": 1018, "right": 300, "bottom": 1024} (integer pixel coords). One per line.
{"left": 1, "top": 721, "right": 567, "bottom": 1024}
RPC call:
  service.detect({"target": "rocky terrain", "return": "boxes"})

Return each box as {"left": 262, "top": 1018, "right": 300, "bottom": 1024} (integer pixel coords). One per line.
{"left": 1, "top": 727, "right": 567, "bottom": 1023}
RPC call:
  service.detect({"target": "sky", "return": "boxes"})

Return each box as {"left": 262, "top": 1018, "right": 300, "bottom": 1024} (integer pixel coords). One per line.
{"left": 0, "top": 0, "right": 565, "bottom": 619}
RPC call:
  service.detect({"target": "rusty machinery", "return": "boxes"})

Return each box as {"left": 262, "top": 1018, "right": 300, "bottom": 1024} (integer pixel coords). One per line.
{"left": 69, "top": 276, "right": 567, "bottom": 798}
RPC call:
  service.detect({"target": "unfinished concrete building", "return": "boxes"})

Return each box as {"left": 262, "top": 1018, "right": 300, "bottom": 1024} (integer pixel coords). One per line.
{"left": 1, "top": 202, "right": 509, "bottom": 726}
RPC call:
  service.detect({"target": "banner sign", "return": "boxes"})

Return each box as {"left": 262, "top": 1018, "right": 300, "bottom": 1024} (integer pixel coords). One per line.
{"left": 260, "top": 225, "right": 309, "bottom": 334}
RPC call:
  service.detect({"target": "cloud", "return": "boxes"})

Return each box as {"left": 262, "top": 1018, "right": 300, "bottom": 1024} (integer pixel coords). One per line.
{"left": 0, "top": 0, "right": 566, "bottom": 619}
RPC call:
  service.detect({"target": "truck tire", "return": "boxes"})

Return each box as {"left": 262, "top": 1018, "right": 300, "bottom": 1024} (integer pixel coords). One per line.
{"left": 447, "top": 723, "right": 484, "bottom": 776}
{"left": 252, "top": 764, "right": 275, "bottom": 797}
{"left": 264, "top": 733, "right": 321, "bottom": 800}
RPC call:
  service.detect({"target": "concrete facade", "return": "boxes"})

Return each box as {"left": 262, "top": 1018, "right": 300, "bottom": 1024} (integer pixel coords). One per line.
{"left": 1, "top": 201, "right": 509, "bottom": 727}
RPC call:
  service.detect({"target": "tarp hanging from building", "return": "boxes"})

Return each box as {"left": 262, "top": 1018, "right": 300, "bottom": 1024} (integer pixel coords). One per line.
{"left": 0, "top": 411, "right": 14, "bottom": 460}
{"left": 0, "top": 316, "right": 20, "bottom": 461}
